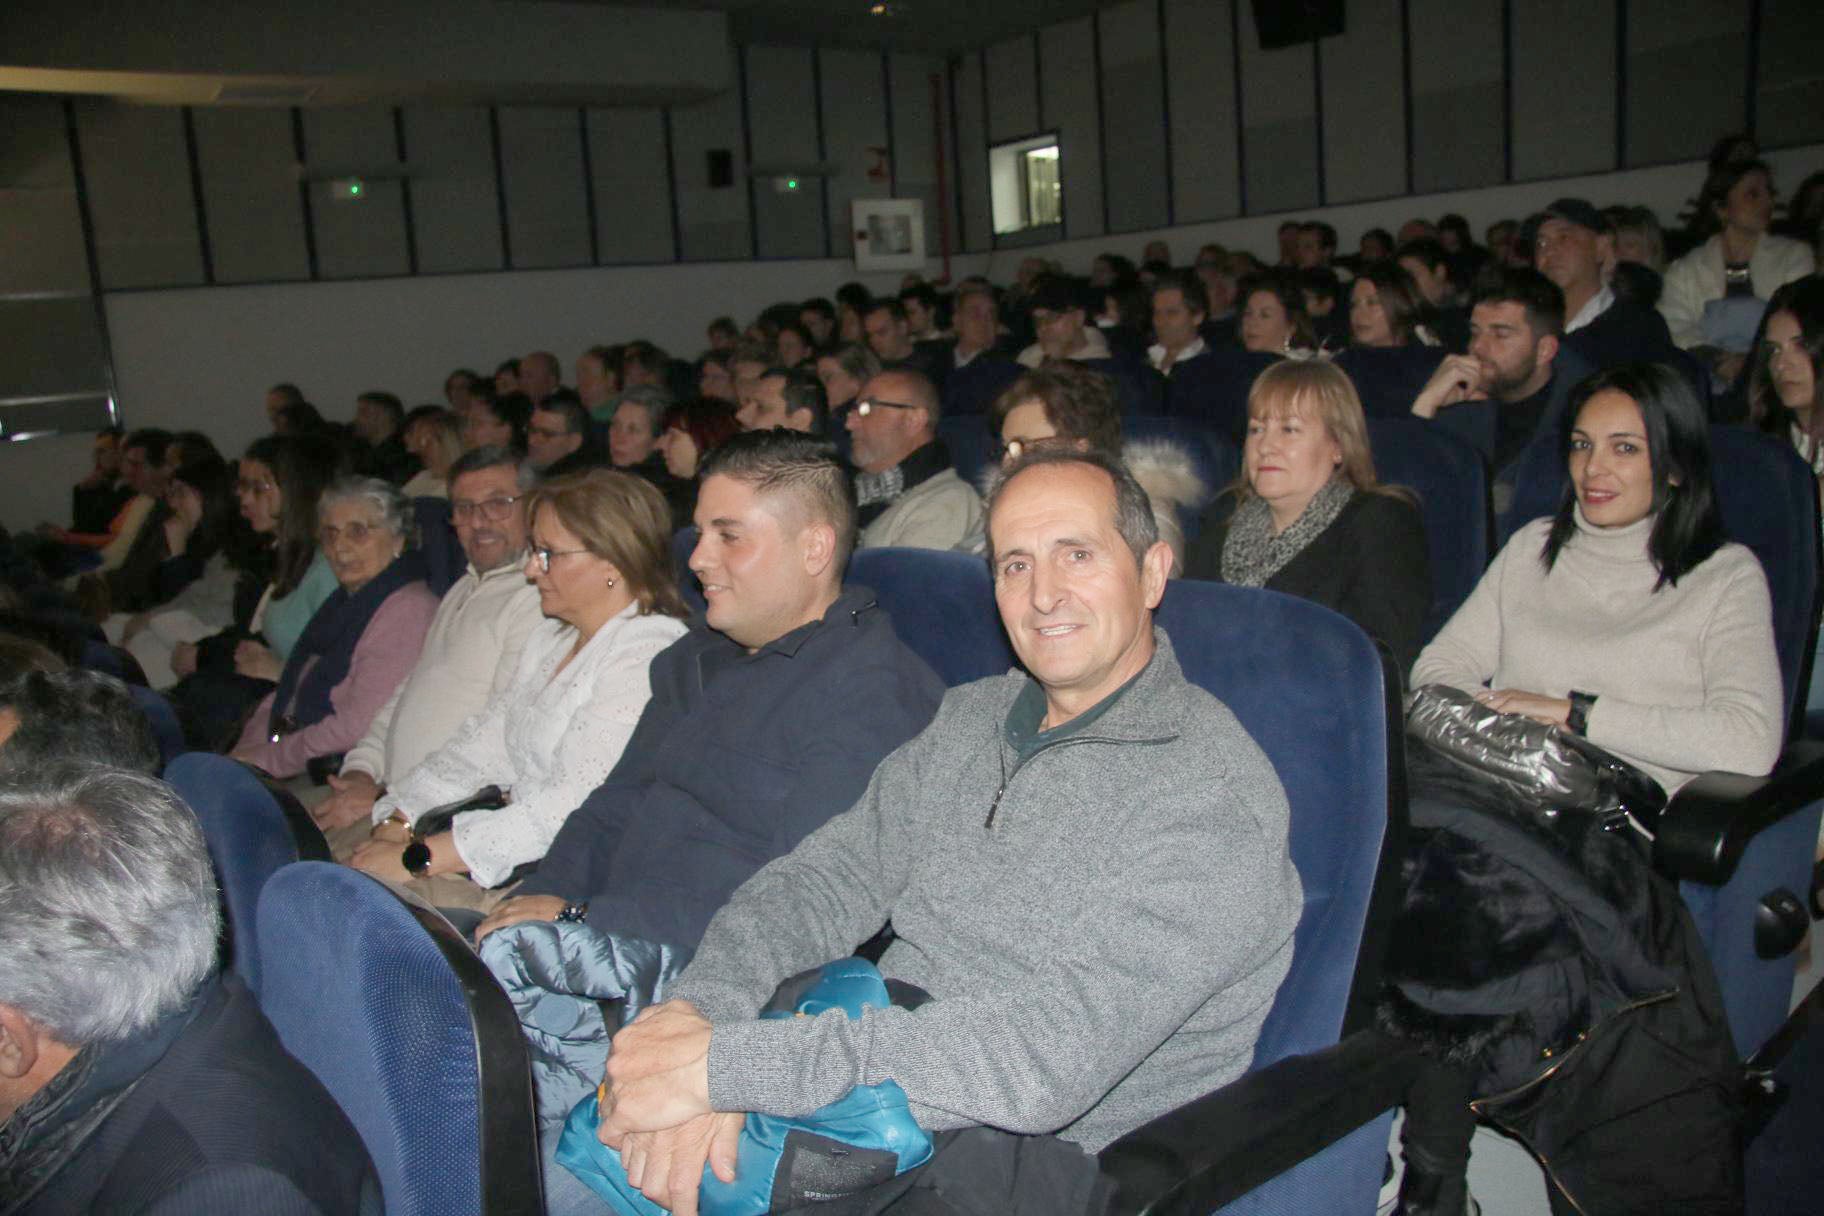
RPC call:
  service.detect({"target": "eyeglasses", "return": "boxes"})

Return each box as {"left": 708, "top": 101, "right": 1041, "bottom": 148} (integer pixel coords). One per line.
{"left": 531, "top": 546, "right": 589, "bottom": 573}
{"left": 236, "top": 477, "right": 274, "bottom": 495}
{"left": 852, "top": 397, "right": 919, "bottom": 418}
{"left": 995, "top": 436, "right": 1076, "bottom": 463}
{"left": 451, "top": 494, "right": 522, "bottom": 522}
{"left": 319, "top": 520, "right": 383, "bottom": 546}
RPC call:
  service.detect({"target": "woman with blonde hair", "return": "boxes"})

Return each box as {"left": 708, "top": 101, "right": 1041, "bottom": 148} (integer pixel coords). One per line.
{"left": 1186, "top": 358, "right": 1431, "bottom": 675}
{"left": 348, "top": 468, "right": 690, "bottom": 910}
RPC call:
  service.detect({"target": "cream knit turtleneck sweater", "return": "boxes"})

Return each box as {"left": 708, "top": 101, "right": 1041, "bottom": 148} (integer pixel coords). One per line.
{"left": 1412, "top": 508, "right": 1784, "bottom": 793}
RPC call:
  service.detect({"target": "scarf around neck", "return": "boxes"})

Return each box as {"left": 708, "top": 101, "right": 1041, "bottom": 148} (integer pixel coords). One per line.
{"left": 270, "top": 550, "right": 424, "bottom": 736}
{"left": 855, "top": 440, "right": 952, "bottom": 527}
{"left": 1220, "top": 477, "right": 1356, "bottom": 588}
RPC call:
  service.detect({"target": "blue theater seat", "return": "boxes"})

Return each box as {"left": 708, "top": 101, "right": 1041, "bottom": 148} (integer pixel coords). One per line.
{"left": 1366, "top": 416, "right": 1490, "bottom": 641}
{"left": 847, "top": 547, "right": 1013, "bottom": 687}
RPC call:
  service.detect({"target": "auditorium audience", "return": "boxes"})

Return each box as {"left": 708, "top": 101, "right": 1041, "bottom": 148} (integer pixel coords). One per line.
{"left": 863, "top": 298, "right": 949, "bottom": 387}
{"left": 229, "top": 477, "right": 438, "bottom": 780}
{"left": 814, "top": 342, "right": 881, "bottom": 419}
{"left": 848, "top": 368, "right": 983, "bottom": 551}
{"left": 1238, "top": 268, "right": 1318, "bottom": 355}
{"left": 351, "top": 390, "right": 415, "bottom": 483}
{"left": 41, "top": 428, "right": 170, "bottom": 572}
{"left": 991, "top": 363, "right": 1207, "bottom": 572}
{"left": 347, "top": 469, "right": 689, "bottom": 910}
{"left": 0, "top": 669, "right": 159, "bottom": 775}
{"left": 1748, "top": 276, "right": 1824, "bottom": 475}
{"left": 697, "top": 348, "right": 738, "bottom": 404}
{"left": 1397, "top": 237, "right": 1469, "bottom": 351}
{"left": 528, "top": 396, "right": 595, "bottom": 476}
{"left": 774, "top": 320, "right": 815, "bottom": 369}
{"left": 313, "top": 446, "right": 545, "bottom": 833}
{"left": 735, "top": 366, "right": 827, "bottom": 434}
{"left": 1147, "top": 270, "right": 1210, "bottom": 375}
{"left": 1661, "top": 159, "right": 1816, "bottom": 385}
{"left": 1186, "top": 359, "right": 1431, "bottom": 675}
{"left": 464, "top": 387, "right": 533, "bottom": 454}
{"left": 68, "top": 427, "right": 130, "bottom": 537}
{"left": 576, "top": 345, "right": 619, "bottom": 416}
{"left": 519, "top": 350, "right": 564, "bottom": 406}
{"left": 1017, "top": 276, "right": 1111, "bottom": 367}
{"left": 1534, "top": 197, "right": 1680, "bottom": 374}
{"left": 0, "top": 764, "right": 381, "bottom": 1212}
{"left": 942, "top": 280, "right": 1022, "bottom": 416}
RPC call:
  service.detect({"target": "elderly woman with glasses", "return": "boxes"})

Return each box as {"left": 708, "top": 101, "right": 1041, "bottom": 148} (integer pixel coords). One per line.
{"left": 348, "top": 469, "right": 690, "bottom": 911}
{"left": 987, "top": 363, "right": 1208, "bottom": 574}
{"left": 229, "top": 477, "right": 438, "bottom": 779}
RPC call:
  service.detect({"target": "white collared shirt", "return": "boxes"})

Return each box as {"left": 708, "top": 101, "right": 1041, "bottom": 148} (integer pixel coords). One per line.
{"left": 1148, "top": 337, "right": 1207, "bottom": 375}
{"left": 1565, "top": 284, "right": 1615, "bottom": 334}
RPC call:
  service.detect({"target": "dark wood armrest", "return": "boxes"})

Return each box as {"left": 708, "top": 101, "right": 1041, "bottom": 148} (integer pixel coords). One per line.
{"left": 1653, "top": 741, "right": 1824, "bottom": 885}
{"left": 1098, "top": 1030, "right": 1421, "bottom": 1215}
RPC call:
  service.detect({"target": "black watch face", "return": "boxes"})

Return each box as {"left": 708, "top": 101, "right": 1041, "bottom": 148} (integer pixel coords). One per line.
{"left": 401, "top": 841, "right": 432, "bottom": 875}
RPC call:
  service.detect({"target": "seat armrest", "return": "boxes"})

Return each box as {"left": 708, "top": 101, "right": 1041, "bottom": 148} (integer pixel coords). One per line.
{"left": 1653, "top": 741, "right": 1824, "bottom": 885}
{"left": 1098, "top": 1031, "right": 1421, "bottom": 1216}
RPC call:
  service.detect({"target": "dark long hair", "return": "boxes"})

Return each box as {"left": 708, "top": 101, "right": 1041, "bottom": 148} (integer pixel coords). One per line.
{"left": 1541, "top": 363, "right": 1725, "bottom": 589}
{"left": 244, "top": 434, "right": 343, "bottom": 597}
{"left": 1748, "top": 276, "right": 1824, "bottom": 440}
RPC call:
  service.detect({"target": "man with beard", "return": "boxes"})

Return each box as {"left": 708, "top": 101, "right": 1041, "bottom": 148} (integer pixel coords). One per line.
{"left": 1409, "top": 268, "right": 1593, "bottom": 505}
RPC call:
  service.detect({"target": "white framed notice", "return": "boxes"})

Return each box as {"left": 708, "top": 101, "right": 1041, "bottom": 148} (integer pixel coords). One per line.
{"left": 850, "top": 198, "right": 925, "bottom": 271}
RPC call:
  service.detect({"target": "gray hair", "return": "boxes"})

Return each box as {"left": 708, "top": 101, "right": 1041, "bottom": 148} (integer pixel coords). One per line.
{"left": 318, "top": 475, "right": 411, "bottom": 538}
{"left": 0, "top": 670, "right": 159, "bottom": 776}
{"left": 985, "top": 447, "right": 1159, "bottom": 569}
{"left": 612, "top": 385, "right": 675, "bottom": 438}
{"left": 0, "top": 765, "right": 220, "bottom": 1045}
{"left": 450, "top": 444, "right": 537, "bottom": 492}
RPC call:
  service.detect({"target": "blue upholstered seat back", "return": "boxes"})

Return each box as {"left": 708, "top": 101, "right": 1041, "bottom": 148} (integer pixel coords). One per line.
{"left": 936, "top": 415, "right": 996, "bottom": 488}
{"left": 1366, "top": 417, "right": 1490, "bottom": 641}
{"left": 167, "top": 752, "right": 299, "bottom": 995}
{"left": 412, "top": 496, "right": 466, "bottom": 598}
{"left": 129, "top": 685, "right": 186, "bottom": 768}
{"left": 847, "top": 547, "right": 1014, "bottom": 687}
{"left": 1154, "top": 580, "right": 1390, "bottom": 1065}
{"left": 256, "top": 863, "right": 488, "bottom": 1216}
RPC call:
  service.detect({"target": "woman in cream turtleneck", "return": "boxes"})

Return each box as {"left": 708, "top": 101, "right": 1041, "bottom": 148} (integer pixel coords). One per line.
{"left": 1412, "top": 361, "right": 1783, "bottom": 794}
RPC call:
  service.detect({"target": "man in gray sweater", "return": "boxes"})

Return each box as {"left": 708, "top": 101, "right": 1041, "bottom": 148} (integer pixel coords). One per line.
{"left": 592, "top": 449, "right": 1303, "bottom": 1215}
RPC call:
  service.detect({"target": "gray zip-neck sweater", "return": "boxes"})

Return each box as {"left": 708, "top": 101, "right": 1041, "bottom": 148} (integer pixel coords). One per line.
{"left": 670, "top": 630, "right": 1303, "bottom": 1152}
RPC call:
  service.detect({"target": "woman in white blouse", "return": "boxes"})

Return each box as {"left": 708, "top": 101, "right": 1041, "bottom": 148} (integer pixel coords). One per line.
{"left": 349, "top": 468, "right": 690, "bottom": 910}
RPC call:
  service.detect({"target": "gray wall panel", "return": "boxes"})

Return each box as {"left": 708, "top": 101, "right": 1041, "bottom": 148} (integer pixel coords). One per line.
{"left": 190, "top": 107, "right": 310, "bottom": 283}
{"left": 745, "top": 45, "right": 824, "bottom": 258}
{"left": 75, "top": 101, "right": 205, "bottom": 289}
{"left": 1320, "top": 0, "right": 1406, "bottom": 204}
{"left": 888, "top": 53, "right": 953, "bottom": 260}
{"left": 985, "top": 36, "right": 1041, "bottom": 142}
{"left": 1626, "top": 0, "right": 1746, "bottom": 166}
{"left": 1759, "top": 0, "right": 1824, "bottom": 148}
{"left": 1040, "top": 17, "right": 1103, "bottom": 240}
{"left": 497, "top": 105, "right": 591, "bottom": 269}
{"left": 587, "top": 107, "right": 673, "bottom": 264}
{"left": 1237, "top": 1, "right": 1318, "bottom": 213}
{"left": 1409, "top": 0, "right": 1504, "bottom": 192}
{"left": 302, "top": 106, "right": 409, "bottom": 279}
{"left": 1512, "top": 0, "right": 1616, "bottom": 181}
{"left": 822, "top": 50, "right": 888, "bottom": 259}
{"left": 1164, "top": 0, "right": 1239, "bottom": 222}
{"left": 0, "top": 95, "right": 84, "bottom": 295}
{"left": 671, "top": 90, "right": 751, "bottom": 262}
{"left": 401, "top": 105, "right": 502, "bottom": 274}
{"left": 953, "top": 53, "right": 992, "bottom": 251}
{"left": 1099, "top": 0, "right": 1169, "bottom": 233}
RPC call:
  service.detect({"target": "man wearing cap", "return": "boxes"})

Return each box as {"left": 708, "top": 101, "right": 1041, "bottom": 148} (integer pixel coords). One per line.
{"left": 1534, "top": 197, "right": 1679, "bottom": 374}
{"left": 1017, "top": 275, "right": 1164, "bottom": 415}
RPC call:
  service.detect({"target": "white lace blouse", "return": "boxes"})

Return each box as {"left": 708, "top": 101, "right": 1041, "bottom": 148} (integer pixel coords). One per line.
{"left": 372, "top": 602, "right": 688, "bottom": 887}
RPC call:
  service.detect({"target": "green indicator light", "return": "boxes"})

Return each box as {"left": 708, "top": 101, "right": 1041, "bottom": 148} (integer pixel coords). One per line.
{"left": 785, "top": 178, "right": 799, "bottom": 190}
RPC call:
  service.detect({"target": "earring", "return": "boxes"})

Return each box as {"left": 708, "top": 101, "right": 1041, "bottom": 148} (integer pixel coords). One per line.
{"left": 606, "top": 577, "right": 616, "bottom": 588}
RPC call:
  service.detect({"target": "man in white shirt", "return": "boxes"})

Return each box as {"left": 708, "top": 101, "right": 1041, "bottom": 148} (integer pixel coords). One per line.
{"left": 312, "top": 445, "right": 544, "bottom": 833}
{"left": 1147, "top": 272, "right": 1209, "bottom": 375}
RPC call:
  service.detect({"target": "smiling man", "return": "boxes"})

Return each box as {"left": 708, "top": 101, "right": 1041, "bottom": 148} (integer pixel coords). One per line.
{"left": 590, "top": 449, "right": 1301, "bottom": 1216}
{"left": 313, "top": 446, "right": 543, "bottom": 835}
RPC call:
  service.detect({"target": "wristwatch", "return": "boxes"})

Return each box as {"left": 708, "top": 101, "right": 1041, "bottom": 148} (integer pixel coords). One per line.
{"left": 556, "top": 902, "right": 590, "bottom": 924}
{"left": 1567, "top": 690, "right": 1598, "bottom": 737}
{"left": 400, "top": 839, "right": 433, "bottom": 876}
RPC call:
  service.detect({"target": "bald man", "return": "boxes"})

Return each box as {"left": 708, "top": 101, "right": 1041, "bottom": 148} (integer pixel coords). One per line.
{"left": 845, "top": 368, "right": 983, "bottom": 552}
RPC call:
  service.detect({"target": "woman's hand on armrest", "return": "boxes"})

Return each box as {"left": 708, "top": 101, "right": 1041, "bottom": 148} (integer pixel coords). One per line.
{"left": 1475, "top": 687, "right": 1571, "bottom": 729}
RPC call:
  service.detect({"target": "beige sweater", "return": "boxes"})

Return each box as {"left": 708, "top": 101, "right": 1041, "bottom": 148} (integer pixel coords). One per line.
{"left": 1412, "top": 511, "right": 1783, "bottom": 793}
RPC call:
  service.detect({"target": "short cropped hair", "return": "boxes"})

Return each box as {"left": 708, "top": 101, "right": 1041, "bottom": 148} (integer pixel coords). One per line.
{"left": 864, "top": 297, "right": 908, "bottom": 324}
{"left": 0, "top": 764, "right": 220, "bottom": 1044}
{"left": 534, "top": 396, "right": 591, "bottom": 437}
{"left": 990, "top": 363, "right": 1123, "bottom": 456}
{"left": 1299, "top": 221, "right": 1338, "bottom": 252}
{"left": 356, "top": 391, "right": 405, "bottom": 429}
{"left": 1152, "top": 269, "right": 1209, "bottom": 317}
{"left": 699, "top": 430, "right": 859, "bottom": 570}
{"left": 0, "top": 670, "right": 159, "bottom": 775}
{"left": 772, "top": 367, "right": 830, "bottom": 433}
{"left": 986, "top": 448, "right": 1159, "bottom": 570}
{"left": 1469, "top": 266, "right": 1567, "bottom": 338}
{"left": 449, "top": 443, "right": 537, "bottom": 492}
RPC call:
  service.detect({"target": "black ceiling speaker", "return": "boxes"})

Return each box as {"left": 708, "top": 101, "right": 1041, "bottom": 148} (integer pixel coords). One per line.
{"left": 1253, "top": 0, "right": 1345, "bottom": 50}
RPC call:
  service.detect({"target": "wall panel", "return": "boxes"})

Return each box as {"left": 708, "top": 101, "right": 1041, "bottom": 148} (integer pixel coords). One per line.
{"left": 1512, "top": 0, "right": 1615, "bottom": 181}
{"left": 1408, "top": 0, "right": 1504, "bottom": 192}
{"left": 302, "top": 106, "right": 410, "bottom": 279}
{"left": 1626, "top": 0, "right": 1745, "bottom": 166}
{"left": 1040, "top": 18, "right": 1104, "bottom": 241}
{"left": 1099, "top": 0, "right": 1169, "bottom": 233}
{"left": 888, "top": 53, "right": 955, "bottom": 262}
{"left": 822, "top": 50, "right": 888, "bottom": 260}
{"left": 953, "top": 53, "right": 992, "bottom": 251}
{"left": 1237, "top": 2, "right": 1318, "bottom": 213}
{"left": 1756, "top": 0, "right": 1824, "bottom": 149}
{"left": 671, "top": 89, "right": 751, "bottom": 262}
{"left": 984, "top": 36, "right": 1041, "bottom": 142}
{"left": 1164, "top": 0, "right": 1239, "bottom": 223}
{"left": 745, "top": 45, "right": 824, "bottom": 259}
{"left": 190, "top": 107, "right": 310, "bottom": 283}
{"left": 497, "top": 105, "right": 592, "bottom": 269}
{"left": 401, "top": 105, "right": 502, "bottom": 274}
{"left": 75, "top": 101, "right": 205, "bottom": 289}
{"left": 1320, "top": 0, "right": 1406, "bottom": 204}
{"left": 587, "top": 108, "right": 673, "bottom": 264}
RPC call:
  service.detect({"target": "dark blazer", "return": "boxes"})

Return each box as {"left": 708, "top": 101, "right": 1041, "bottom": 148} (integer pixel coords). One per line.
{"left": 1561, "top": 299, "right": 1676, "bottom": 375}
{"left": 1184, "top": 490, "right": 1432, "bottom": 678}
{"left": 1163, "top": 349, "right": 1281, "bottom": 442}
{"left": 940, "top": 350, "right": 1023, "bottom": 417}
{"left": 1332, "top": 344, "right": 1450, "bottom": 419}
{"left": 518, "top": 587, "right": 946, "bottom": 950}
{"left": 19, "top": 977, "right": 380, "bottom": 1215}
